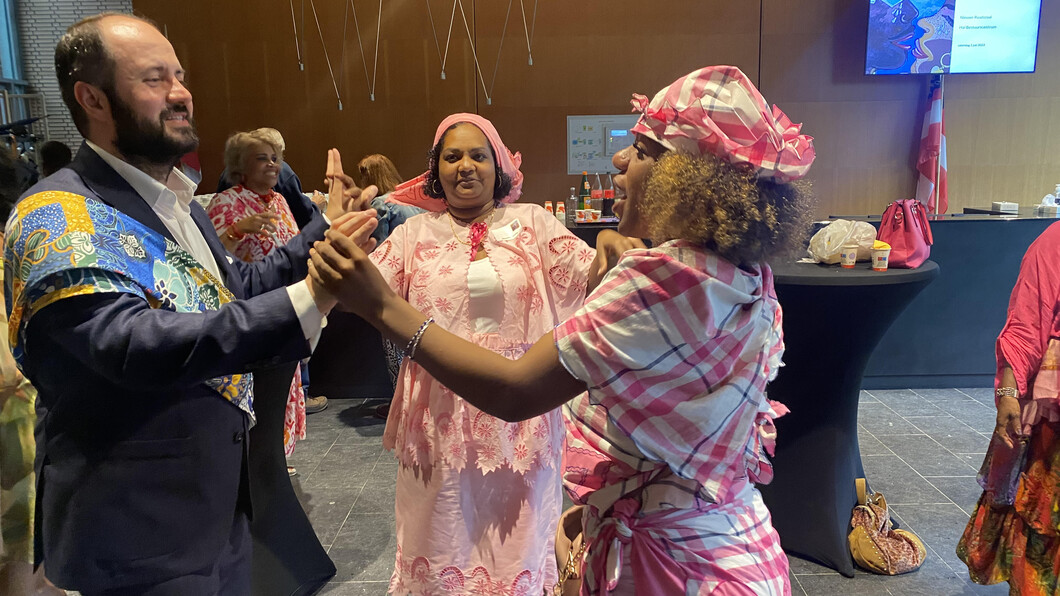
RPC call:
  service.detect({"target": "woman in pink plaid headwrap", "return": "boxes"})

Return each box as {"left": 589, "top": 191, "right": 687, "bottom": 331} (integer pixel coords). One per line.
{"left": 311, "top": 66, "right": 815, "bottom": 595}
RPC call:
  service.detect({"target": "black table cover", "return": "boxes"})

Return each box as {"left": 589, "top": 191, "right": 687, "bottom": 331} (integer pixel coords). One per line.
{"left": 758, "top": 260, "right": 939, "bottom": 577}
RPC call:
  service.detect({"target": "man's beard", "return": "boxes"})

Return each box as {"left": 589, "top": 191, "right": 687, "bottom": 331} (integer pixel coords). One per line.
{"left": 109, "top": 91, "right": 199, "bottom": 167}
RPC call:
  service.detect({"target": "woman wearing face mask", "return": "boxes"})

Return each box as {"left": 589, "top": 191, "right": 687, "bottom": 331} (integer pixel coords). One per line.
{"left": 309, "top": 67, "right": 815, "bottom": 594}
{"left": 207, "top": 130, "right": 314, "bottom": 460}
{"left": 323, "top": 113, "right": 639, "bottom": 595}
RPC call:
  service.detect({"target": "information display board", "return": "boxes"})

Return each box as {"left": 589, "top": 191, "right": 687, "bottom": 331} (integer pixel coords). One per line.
{"left": 865, "top": 0, "right": 1041, "bottom": 75}
{"left": 566, "top": 114, "right": 640, "bottom": 175}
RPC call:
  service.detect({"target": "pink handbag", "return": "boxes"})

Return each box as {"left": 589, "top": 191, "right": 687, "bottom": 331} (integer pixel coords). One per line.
{"left": 877, "top": 200, "right": 933, "bottom": 268}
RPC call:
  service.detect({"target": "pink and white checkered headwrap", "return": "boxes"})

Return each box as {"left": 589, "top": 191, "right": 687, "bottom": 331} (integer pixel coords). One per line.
{"left": 631, "top": 66, "right": 815, "bottom": 183}
{"left": 386, "top": 113, "right": 523, "bottom": 212}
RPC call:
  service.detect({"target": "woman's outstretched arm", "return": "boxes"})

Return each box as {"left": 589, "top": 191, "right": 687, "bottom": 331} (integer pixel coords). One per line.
{"left": 309, "top": 230, "right": 587, "bottom": 421}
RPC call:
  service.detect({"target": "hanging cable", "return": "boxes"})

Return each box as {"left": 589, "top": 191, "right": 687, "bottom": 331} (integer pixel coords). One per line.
{"left": 347, "top": 0, "right": 383, "bottom": 101}
{"left": 518, "top": 0, "right": 537, "bottom": 66}
{"left": 290, "top": 0, "right": 304, "bottom": 69}
{"left": 440, "top": 0, "right": 457, "bottom": 80}
{"left": 350, "top": 0, "right": 371, "bottom": 97}
{"left": 309, "top": 0, "right": 343, "bottom": 109}
{"left": 339, "top": 0, "right": 350, "bottom": 101}
{"left": 486, "top": 0, "right": 513, "bottom": 102}
{"left": 456, "top": 0, "right": 491, "bottom": 104}
{"left": 371, "top": 0, "right": 382, "bottom": 101}
{"left": 424, "top": 0, "right": 445, "bottom": 73}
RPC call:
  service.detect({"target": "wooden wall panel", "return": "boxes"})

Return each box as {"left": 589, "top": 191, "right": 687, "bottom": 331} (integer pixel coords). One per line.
{"left": 474, "top": 1, "right": 761, "bottom": 204}
{"left": 133, "top": 0, "right": 759, "bottom": 202}
{"left": 133, "top": 0, "right": 1060, "bottom": 218}
{"left": 136, "top": 0, "right": 482, "bottom": 190}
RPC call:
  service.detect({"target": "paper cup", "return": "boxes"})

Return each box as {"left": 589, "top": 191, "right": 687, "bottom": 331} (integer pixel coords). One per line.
{"left": 575, "top": 209, "right": 587, "bottom": 223}
{"left": 872, "top": 248, "right": 891, "bottom": 271}
{"left": 840, "top": 244, "right": 858, "bottom": 269}
{"left": 589, "top": 210, "right": 601, "bottom": 222}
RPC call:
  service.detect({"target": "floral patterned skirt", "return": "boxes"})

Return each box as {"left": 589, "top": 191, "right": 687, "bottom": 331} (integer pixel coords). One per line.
{"left": 282, "top": 367, "right": 306, "bottom": 457}
{"left": 388, "top": 454, "right": 561, "bottom": 595}
{"left": 958, "top": 421, "right": 1060, "bottom": 594}
{"left": 0, "top": 380, "right": 36, "bottom": 563}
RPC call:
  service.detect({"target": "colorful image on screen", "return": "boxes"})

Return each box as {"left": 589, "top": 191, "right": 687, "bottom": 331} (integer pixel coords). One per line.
{"left": 865, "top": 0, "right": 1041, "bottom": 75}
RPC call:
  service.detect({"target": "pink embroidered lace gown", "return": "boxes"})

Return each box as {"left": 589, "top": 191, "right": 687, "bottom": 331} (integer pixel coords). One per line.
{"left": 207, "top": 185, "right": 307, "bottom": 455}
{"left": 369, "top": 204, "right": 594, "bottom": 595}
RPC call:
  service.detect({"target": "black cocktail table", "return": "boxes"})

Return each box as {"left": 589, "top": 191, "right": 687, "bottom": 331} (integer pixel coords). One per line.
{"left": 759, "top": 260, "right": 939, "bottom": 576}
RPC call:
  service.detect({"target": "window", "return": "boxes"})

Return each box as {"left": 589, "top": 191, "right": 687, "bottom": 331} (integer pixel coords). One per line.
{"left": 0, "top": 0, "right": 22, "bottom": 81}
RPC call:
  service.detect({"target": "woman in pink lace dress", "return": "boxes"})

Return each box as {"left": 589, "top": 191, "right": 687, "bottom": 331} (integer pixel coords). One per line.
{"left": 310, "top": 67, "right": 815, "bottom": 595}
{"left": 207, "top": 130, "right": 306, "bottom": 457}
{"left": 347, "top": 113, "right": 639, "bottom": 595}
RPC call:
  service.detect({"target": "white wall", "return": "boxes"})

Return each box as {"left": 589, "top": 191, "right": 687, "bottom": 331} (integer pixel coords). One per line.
{"left": 16, "top": 0, "right": 132, "bottom": 147}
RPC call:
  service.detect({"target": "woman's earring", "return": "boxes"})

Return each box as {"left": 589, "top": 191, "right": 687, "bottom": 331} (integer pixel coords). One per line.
{"left": 431, "top": 179, "right": 443, "bottom": 196}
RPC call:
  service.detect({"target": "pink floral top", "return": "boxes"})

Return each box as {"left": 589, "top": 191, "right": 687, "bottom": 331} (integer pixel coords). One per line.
{"left": 206, "top": 185, "right": 300, "bottom": 263}
{"left": 370, "top": 203, "right": 595, "bottom": 473}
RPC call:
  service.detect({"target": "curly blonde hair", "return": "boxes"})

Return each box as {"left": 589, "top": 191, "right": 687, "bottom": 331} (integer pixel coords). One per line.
{"left": 224, "top": 130, "right": 284, "bottom": 186}
{"left": 641, "top": 151, "right": 813, "bottom": 266}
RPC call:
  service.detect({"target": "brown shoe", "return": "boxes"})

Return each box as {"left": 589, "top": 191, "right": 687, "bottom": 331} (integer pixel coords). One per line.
{"left": 305, "top": 395, "right": 328, "bottom": 414}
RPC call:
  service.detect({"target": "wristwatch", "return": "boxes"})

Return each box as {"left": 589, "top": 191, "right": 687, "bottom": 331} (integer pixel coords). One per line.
{"left": 996, "top": 387, "right": 1018, "bottom": 399}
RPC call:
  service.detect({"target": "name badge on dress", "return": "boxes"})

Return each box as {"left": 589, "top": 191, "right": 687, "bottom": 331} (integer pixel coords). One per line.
{"left": 491, "top": 219, "right": 522, "bottom": 242}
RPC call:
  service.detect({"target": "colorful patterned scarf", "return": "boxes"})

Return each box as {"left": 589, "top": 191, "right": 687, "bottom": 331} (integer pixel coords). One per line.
{"left": 4, "top": 191, "right": 255, "bottom": 421}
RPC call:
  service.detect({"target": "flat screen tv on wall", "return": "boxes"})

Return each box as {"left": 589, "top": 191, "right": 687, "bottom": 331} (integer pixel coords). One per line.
{"left": 865, "top": 0, "right": 1042, "bottom": 75}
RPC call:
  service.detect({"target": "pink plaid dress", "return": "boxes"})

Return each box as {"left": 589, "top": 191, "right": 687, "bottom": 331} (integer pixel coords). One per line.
{"left": 555, "top": 240, "right": 790, "bottom": 595}
{"left": 206, "top": 186, "right": 306, "bottom": 455}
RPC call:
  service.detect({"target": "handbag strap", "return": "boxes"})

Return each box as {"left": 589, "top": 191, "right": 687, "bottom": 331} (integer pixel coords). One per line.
{"left": 856, "top": 477, "right": 868, "bottom": 505}
{"left": 910, "top": 201, "right": 934, "bottom": 245}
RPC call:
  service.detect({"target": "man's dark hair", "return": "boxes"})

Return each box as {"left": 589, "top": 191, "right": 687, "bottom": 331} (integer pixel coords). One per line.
{"left": 40, "top": 140, "right": 73, "bottom": 176}
{"left": 54, "top": 13, "right": 157, "bottom": 136}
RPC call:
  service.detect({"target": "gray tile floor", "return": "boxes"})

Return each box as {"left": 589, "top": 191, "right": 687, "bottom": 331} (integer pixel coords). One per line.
{"left": 292, "top": 389, "right": 1011, "bottom": 595}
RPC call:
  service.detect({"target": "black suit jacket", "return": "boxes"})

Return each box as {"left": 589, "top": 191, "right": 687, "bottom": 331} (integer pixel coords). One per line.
{"left": 16, "top": 144, "right": 327, "bottom": 591}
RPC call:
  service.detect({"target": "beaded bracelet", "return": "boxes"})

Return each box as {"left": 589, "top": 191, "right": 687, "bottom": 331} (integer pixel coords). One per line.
{"left": 405, "top": 317, "right": 435, "bottom": 360}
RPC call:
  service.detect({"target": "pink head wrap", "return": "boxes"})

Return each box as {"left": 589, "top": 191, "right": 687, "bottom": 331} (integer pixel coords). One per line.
{"left": 630, "top": 66, "right": 815, "bottom": 183}
{"left": 386, "top": 113, "right": 524, "bottom": 212}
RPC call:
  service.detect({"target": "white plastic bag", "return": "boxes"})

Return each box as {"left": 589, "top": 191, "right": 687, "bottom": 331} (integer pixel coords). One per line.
{"left": 808, "top": 220, "right": 877, "bottom": 264}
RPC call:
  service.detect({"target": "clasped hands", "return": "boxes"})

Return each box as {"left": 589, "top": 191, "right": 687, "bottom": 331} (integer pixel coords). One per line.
{"left": 305, "top": 149, "right": 394, "bottom": 316}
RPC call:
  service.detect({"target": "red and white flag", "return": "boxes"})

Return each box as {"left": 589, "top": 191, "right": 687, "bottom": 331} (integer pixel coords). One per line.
{"left": 915, "top": 75, "right": 947, "bottom": 214}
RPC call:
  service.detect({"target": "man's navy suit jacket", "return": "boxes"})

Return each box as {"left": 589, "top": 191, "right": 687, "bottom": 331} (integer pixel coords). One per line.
{"left": 14, "top": 144, "right": 327, "bottom": 591}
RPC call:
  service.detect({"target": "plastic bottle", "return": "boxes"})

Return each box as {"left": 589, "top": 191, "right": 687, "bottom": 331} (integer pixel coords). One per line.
{"left": 566, "top": 186, "right": 578, "bottom": 226}
{"left": 591, "top": 173, "right": 604, "bottom": 211}
{"left": 579, "top": 172, "right": 591, "bottom": 210}
{"left": 603, "top": 173, "right": 615, "bottom": 217}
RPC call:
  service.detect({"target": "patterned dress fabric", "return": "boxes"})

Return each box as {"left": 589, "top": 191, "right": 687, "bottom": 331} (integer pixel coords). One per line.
{"left": 207, "top": 185, "right": 300, "bottom": 263}
{"left": 554, "top": 240, "right": 790, "bottom": 595}
{"left": 0, "top": 232, "right": 35, "bottom": 564}
{"left": 370, "top": 203, "right": 594, "bottom": 595}
{"left": 207, "top": 185, "right": 305, "bottom": 454}
{"left": 958, "top": 221, "right": 1060, "bottom": 593}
